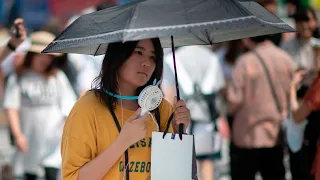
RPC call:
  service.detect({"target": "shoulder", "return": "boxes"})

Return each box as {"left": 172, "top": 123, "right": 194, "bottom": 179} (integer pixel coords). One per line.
{"left": 72, "top": 91, "right": 102, "bottom": 111}
{"left": 55, "top": 69, "right": 69, "bottom": 79}
{"left": 158, "top": 98, "right": 173, "bottom": 119}
{"left": 234, "top": 52, "right": 252, "bottom": 69}
{"left": 268, "top": 44, "right": 294, "bottom": 66}
{"left": 157, "top": 98, "right": 174, "bottom": 131}
{"left": 63, "top": 91, "right": 103, "bottom": 134}
{"left": 159, "top": 98, "right": 173, "bottom": 111}
{"left": 280, "top": 39, "right": 298, "bottom": 50}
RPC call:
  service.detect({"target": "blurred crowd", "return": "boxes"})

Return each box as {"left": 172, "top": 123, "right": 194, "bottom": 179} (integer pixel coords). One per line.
{"left": 1, "top": 0, "right": 320, "bottom": 180}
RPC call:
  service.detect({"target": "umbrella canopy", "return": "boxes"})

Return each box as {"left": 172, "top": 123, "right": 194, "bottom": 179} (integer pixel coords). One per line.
{"left": 42, "top": 0, "right": 295, "bottom": 55}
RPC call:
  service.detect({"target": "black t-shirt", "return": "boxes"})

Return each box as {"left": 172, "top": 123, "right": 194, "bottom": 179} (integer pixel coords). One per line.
{"left": 304, "top": 110, "right": 320, "bottom": 167}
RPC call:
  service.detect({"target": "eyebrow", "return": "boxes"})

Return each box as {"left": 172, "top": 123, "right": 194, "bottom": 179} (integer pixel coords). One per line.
{"left": 136, "top": 46, "right": 155, "bottom": 54}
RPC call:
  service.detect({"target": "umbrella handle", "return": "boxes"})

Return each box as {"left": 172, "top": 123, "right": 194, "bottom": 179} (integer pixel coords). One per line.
{"left": 171, "top": 36, "right": 184, "bottom": 140}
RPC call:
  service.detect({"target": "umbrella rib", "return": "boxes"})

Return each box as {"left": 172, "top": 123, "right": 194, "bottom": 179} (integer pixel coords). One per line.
{"left": 122, "top": 3, "right": 139, "bottom": 41}
{"left": 94, "top": 44, "right": 102, "bottom": 56}
{"left": 181, "top": 0, "right": 212, "bottom": 44}
{"left": 50, "top": 16, "right": 292, "bottom": 45}
{"left": 190, "top": 31, "right": 210, "bottom": 44}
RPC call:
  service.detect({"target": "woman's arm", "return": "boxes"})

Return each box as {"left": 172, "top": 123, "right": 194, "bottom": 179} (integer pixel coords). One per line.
{"left": 292, "top": 101, "right": 312, "bottom": 123}
{"left": 7, "top": 109, "right": 22, "bottom": 138}
{"left": 63, "top": 106, "right": 148, "bottom": 180}
{"left": 290, "top": 71, "right": 312, "bottom": 123}
{"left": 0, "top": 19, "right": 27, "bottom": 63}
{"left": 6, "top": 108, "right": 27, "bottom": 152}
{"left": 77, "top": 137, "right": 127, "bottom": 180}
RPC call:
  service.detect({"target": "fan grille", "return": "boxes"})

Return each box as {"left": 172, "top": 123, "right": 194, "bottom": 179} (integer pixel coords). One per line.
{"left": 138, "top": 85, "right": 163, "bottom": 111}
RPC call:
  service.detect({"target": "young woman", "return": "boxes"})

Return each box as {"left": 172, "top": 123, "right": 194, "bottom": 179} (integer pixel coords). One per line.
{"left": 290, "top": 70, "right": 320, "bottom": 180}
{"left": 2, "top": 27, "right": 77, "bottom": 179}
{"left": 61, "top": 39, "right": 191, "bottom": 180}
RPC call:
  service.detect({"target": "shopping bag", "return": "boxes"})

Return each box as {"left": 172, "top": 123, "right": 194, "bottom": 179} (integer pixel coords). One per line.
{"left": 284, "top": 117, "right": 308, "bottom": 153}
{"left": 192, "top": 121, "right": 222, "bottom": 159}
{"left": 151, "top": 132, "right": 197, "bottom": 180}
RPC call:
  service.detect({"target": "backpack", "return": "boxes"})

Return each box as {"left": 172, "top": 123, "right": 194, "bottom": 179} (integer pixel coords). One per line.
{"left": 186, "top": 83, "right": 219, "bottom": 123}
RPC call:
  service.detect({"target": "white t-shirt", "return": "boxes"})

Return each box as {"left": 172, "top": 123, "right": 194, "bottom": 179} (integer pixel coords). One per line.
{"left": 3, "top": 70, "right": 77, "bottom": 174}
{"left": 163, "top": 45, "right": 225, "bottom": 97}
{"left": 68, "top": 54, "right": 104, "bottom": 93}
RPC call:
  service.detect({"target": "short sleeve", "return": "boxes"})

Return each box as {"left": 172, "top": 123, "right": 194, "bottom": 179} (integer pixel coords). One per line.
{"left": 159, "top": 99, "right": 174, "bottom": 133}
{"left": 61, "top": 95, "right": 98, "bottom": 180}
{"left": 3, "top": 74, "right": 21, "bottom": 109}
{"left": 61, "top": 136, "right": 93, "bottom": 180}
{"left": 56, "top": 70, "right": 78, "bottom": 117}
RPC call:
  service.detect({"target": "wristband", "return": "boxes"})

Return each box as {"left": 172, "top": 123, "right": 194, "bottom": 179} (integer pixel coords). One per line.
{"left": 7, "top": 42, "right": 16, "bottom": 51}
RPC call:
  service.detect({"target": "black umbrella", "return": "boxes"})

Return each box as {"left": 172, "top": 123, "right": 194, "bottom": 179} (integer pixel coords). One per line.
{"left": 43, "top": 0, "right": 295, "bottom": 136}
{"left": 43, "top": 0, "right": 294, "bottom": 54}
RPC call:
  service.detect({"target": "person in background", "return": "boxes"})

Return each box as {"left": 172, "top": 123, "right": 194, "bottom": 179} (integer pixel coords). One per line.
{"left": 0, "top": 19, "right": 26, "bottom": 64}
{"left": 67, "top": 2, "right": 115, "bottom": 97}
{"left": 290, "top": 68, "right": 320, "bottom": 180}
{"left": 281, "top": 7, "right": 319, "bottom": 89}
{"left": 227, "top": 35, "right": 294, "bottom": 180}
{"left": 163, "top": 45, "right": 226, "bottom": 180}
{"left": 281, "top": 8, "right": 320, "bottom": 180}
{"left": 257, "top": 0, "right": 295, "bottom": 44}
{"left": 1, "top": 19, "right": 77, "bottom": 180}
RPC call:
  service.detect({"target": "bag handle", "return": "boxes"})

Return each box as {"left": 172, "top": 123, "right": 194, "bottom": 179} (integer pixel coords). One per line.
{"left": 253, "top": 50, "right": 282, "bottom": 113}
{"left": 254, "top": 50, "right": 286, "bottom": 146}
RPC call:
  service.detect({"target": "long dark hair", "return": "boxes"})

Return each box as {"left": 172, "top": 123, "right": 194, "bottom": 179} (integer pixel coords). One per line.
{"left": 17, "top": 52, "right": 57, "bottom": 77}
{"left": 93, "top": 38, "right": 164, "bottom": 111}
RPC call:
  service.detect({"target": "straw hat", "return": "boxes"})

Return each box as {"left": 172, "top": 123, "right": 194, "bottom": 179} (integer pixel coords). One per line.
{"left": 29, "top": 31, "right": 61, "bottom": 56}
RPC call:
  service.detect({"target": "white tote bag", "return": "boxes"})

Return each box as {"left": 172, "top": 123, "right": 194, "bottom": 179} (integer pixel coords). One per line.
{"left": 284, "top": 116, "right": 308, "bottom": 153}
{"left": 193, "top": 122, "right": 222, "bottom": 156}
{"left": 151, "top": 132, "right": 197, "bottom": 180}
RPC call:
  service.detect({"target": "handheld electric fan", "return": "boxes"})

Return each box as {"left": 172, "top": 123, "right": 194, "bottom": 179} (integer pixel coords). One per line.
{"left": 138, "top": 81, "right": 163, "bottom": 117}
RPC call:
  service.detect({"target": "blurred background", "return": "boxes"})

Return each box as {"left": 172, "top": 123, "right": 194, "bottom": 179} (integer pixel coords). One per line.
{"left": 1, "top": 0, "right": 320, "bottom": 180}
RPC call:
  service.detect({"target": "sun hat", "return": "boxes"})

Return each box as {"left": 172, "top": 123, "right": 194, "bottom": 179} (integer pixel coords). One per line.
{"left": 29, "top": 31, "right": 61, "bottom": 57}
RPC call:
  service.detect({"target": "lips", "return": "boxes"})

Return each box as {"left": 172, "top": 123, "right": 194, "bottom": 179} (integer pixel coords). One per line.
{"left": 138, "top": 72, "right": 148, "bottom": 77}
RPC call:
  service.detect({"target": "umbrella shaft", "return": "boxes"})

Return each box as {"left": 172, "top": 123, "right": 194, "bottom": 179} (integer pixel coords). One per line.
{"left": 171, "top": 36, "right": 180, "bottom": 101}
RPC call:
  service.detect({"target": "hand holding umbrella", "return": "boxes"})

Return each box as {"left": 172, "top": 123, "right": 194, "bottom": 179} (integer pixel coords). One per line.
{"left": 173, "top": 97, "right": 190, "bottom": 135}
{"left": 42, "top": 0, "right": 295, "bottom": 139}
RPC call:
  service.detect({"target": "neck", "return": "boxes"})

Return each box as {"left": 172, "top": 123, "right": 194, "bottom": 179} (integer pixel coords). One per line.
{"left": 298, "top": 37, "right": 311, "bottom": 43}
{"left": 117, "top": 81, "right": 139, "bottom": 110}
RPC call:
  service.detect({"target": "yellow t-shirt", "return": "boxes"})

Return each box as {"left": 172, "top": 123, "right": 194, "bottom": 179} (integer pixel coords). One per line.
{"left": 61, "top": 91, "right": 174, "bottom": 180}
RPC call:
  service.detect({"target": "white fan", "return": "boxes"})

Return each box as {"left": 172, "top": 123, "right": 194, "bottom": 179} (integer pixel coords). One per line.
{"left": 138, "top": 84, "right": 163, "bottom": 116}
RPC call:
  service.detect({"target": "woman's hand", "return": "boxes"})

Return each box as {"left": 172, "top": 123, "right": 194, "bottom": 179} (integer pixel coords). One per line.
{"left": 15, "top": 134, "right": 28, "bottom": 152}
{"left": 173, "top": 97, "right": 191, "bottom": 133}
{"left": 292, "top": 69, "right": 307, "bottom": 87}
{"left": 8, "top": 18, "right": 27, "bottom": 48}
{"left": 118, "top": 108, "right": 149, "bottom": 148}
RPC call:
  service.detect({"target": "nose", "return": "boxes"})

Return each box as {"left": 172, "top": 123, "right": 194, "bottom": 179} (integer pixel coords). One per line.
{"left": 141, "top": 58, "right": 151, "bottom": 68}
{"left": 302, "top": 22, "right": 310, "bottom": 28}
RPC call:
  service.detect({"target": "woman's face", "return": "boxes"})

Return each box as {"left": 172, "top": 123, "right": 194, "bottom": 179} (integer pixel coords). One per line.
{"left": 296, "top": 12, "right": 316, "bottom": 40}
{"left": 308, "top": 11, "right": 318, "bottom": 32}
{"left": 118, "top": 39, "right": 156, "bottom": 88}
{"left": 31, "top": 54, "right": 54, "bottom": 73}
{"left": 296, "top": 19, "right": 313, "bottom": 39}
